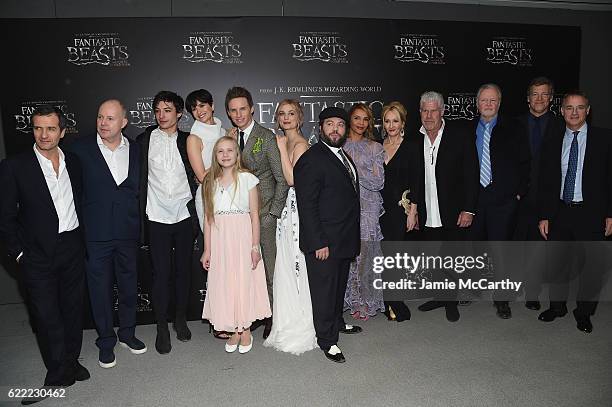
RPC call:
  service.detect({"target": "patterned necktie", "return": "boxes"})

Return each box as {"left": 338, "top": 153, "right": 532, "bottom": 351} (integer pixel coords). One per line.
{"left": 338, "top": 149, "right": 357, "bottom": 192}
{"left": 480, "top": 122, "right": 492, "bottom": 187}
{"left": 239, "top": 131, "right": 245, "bottom": 152}
{"left": 562, "top": 131, "right": 580, "bottom": 203}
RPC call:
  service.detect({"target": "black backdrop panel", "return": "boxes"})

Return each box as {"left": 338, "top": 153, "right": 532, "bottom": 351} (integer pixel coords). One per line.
{"left": 0, "top": 17, "right": 580, "bottom": 326}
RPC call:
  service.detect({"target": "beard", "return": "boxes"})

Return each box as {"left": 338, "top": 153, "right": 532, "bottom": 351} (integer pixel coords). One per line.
{"left": 320, "top": 129, "right": 348, "bottom": 148}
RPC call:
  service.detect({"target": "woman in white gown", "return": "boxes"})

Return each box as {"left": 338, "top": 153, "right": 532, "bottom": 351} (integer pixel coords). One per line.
{"left": 185, "top": 89, "right": 225, "bottom": 232}
{"left": 263, "top": 99, "right": 318, "bottom": 355}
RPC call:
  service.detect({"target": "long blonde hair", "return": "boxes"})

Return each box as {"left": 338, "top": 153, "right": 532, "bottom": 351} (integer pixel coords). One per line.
{"left": 202, "top": 136, "right": 246, "bottom": 223}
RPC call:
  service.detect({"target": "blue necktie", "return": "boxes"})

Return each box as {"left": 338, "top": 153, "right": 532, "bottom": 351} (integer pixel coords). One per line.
{"left": 480, "top": 122, "right": 492, "bottom": 187}
{"left": 562, "top": 131, "right": 580, "bottom": 203}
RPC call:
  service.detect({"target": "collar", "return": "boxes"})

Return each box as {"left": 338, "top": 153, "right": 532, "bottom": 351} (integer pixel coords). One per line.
{"left": 152, "top": 127, "right": 178, "bottom": 139}
{"left": 33, "top": 144, "right": 65, "bottom": 166}
{"left": 321, "top": 139, "right": 344, "bottom": 156}
{"left": 565, "top": 122, "right": 588, "bottom": 136}
{"left": 419, "top": 119, "right": 446, "bottom": 141}
{"left": 479, "top": 115, "right": 498, "bottom": 128}
{"left": 96, "top": 133, "right": 128, "bottom": 149}
{"left": 240, "top": 119, "right": 255, "bottom": 137}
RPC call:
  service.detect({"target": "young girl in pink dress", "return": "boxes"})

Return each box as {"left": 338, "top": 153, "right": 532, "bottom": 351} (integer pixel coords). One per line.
{"left": 201, "top": 136, "right": 271, "bottom": 354}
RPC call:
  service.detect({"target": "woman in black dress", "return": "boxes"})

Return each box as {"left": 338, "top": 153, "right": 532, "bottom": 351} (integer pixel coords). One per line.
{"left": 380, "top": 101, "right": 418, "bottom": 321}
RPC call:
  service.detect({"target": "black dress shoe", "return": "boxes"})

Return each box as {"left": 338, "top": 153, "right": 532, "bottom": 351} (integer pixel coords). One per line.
{"left": 445, "top": 304, "right": 460, "bottom": 322}
{"left": 538, "top": 307, "right": 567, "bottom": 322}
{"left": 573, "top": 310, "right": 593, "bottom": 333}
{"left": 263, "top": 318, "right": 272, "bottom": 339}
{"left": 418, "top": 300, "right": 445, "bottom": 312}
{"left": 74, "top": 362, "right": 90, "bottom": 382}
{"left": 155, "top": 324, "right": 172, "bottom": 354}
{"left": 173, "top": 321, "right": 192, "bottom": 342}
{"left": 323, "top": 346, "right": 346, "bottom": 363}
{"left": 339, "top": 324, "right": 362, "bottom": 334}
{"left": 525, "top": 301, "right": 541, "bottom": 311}
{"left": 494, "top": 301, "right": 512, "bottom": 319}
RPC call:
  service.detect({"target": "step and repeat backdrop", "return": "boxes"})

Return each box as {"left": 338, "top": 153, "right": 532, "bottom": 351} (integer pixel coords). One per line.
{"left": 0, "top": 17, "right": 580, "bottom": 326}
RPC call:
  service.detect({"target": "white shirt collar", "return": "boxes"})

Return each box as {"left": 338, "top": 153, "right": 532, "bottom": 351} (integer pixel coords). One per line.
{"left": 33, "top": 144, "right": 65, "bottom": 175}
{"left": 96, "top": 133, "right": 129, "bottom": 149}
{"left": 419, "top": 119, "right": 446, "bottom": 143}
{"left": 241, "top": 119, "right": 255, "bottom": 138}
{"left": 565, "top": 122, "right": 588, "bottom": 136}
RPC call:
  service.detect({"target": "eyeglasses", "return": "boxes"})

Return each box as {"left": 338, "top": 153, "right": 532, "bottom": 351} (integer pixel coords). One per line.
{"left": 429, "top": 145, "right": 436, "bottom": 165}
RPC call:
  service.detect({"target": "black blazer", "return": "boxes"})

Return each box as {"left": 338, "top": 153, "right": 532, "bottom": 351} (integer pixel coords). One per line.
{"left": 414, "top": 120, "right": 480, "bottom": 228}
{"left": 137, "top": 125, "right": 197, "bottom": 244}
{"left": 68, "top": 134, "right": 141, "bottom": 242}
{"left": 515, "top": 111, "right": 565, "bottom": 208}
{"left": 471, "top": 115, "right": 530, "bottom": 204}
{"left": 294, "top": 141, "right": 360, "bottom": 258}
{"left": 0, "top": 149, "right": 83, "bottom": 262}
{"left": 538, "top": 126, "right": 612, "bottom": 231}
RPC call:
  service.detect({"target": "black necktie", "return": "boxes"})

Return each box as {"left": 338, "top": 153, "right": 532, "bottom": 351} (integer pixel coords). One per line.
{"left": 239, "top": 131, "right": 245, "bottom": 152}
{"left": 338, "top": 149, "right": 357, "bottom": 192}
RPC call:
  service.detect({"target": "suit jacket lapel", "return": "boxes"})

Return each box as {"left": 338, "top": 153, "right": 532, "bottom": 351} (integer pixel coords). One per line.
{"left": 318, "top": 142, "right": 356, "bottom": 190}
{"left": 27, "top": 150, "right": 56, "bottom": 211}
{"left": 88, "top": 136, "right": 117, "bottom": 185}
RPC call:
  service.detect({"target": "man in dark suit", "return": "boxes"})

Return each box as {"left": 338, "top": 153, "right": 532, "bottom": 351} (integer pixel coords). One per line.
{"left": 537, "top": 90, "right": 612, "bottom": 333}
{"left": 469, "top": 83, "right": 530, "bottom": 319}
{"left": 414, "top": 91, "right": 480, "bottom": 322}
{"left": 138, "top": 91, "right": 198, "bottom": 354}
{"left": 69, "top": 99, "right": 146, "bottom": 369}
{"left": 514, "top": 77, "right": 564, "bottom": 311}
{"left": 0, "top": 105, "right": 89, "bottom": 403}
{"left": 225, "top": 86, "right": 288, "bottom": 339}
{"left": 294, "top": 107, "right": 361, "bottom": 363}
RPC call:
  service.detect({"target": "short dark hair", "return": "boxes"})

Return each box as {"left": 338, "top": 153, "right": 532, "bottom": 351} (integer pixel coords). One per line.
{"left": 153, "top": 91, "right": 184, "bottom": 114}
{"left": 225, "top": 86, "right": 253, "bottom": 111}
{"left": 32, "top": 104, "right": 67, "bottom": 130}
{"left": 527, "top": 76, "right": 554, "bottom": 95}
{"left": 185, "top": 89, "right": 214, "bottom": 117}
{"left": 562, "top": 90, "right": 589, "bottom": 107}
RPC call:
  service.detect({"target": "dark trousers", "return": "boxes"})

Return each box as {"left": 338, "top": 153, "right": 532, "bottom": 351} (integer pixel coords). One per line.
{"left": 514, "top": 199, "right": 546, "bottom": 301}
{"left": 470, "top": 191, "right": 518, "bottom": 301}
{"left": 547, "top": 203, "right": 605, "bottom": 317}
{"left": 305, "top": 254, "right": 350, "bottom": 350}
{"left": 148, "top": 218, "right": 193, "bottom": 325}
{"left": 21, "top": 228, "right": 85, "bottom": 386}
{"left": 85, "top": 239, "right": 138, "bottom": 351}
{"left": 421, "top": 226, "right": 465, "bottom": 304}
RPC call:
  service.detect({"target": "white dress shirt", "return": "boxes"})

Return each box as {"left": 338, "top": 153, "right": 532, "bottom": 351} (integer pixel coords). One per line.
{"left": 420, "top": 121, "right": 445, "bottom": 228}
{"left": 146, "top": 128, "right": 192, "bottom": 224}
{"left": 97, "top": 133, "right": 130, "bottom": 185}
{"left": 33, "top": 145, "right": 79, "bottom": 233}
{"left": 240, "top": 119, "right": 256, "bottom": 146}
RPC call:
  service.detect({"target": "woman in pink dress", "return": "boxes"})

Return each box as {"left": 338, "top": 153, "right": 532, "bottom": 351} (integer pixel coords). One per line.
{"left": 201, "top": 136, "right": 271, "bottom": 354}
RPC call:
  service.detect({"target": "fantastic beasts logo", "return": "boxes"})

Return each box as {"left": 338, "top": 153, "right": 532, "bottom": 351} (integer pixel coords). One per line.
{"left": 394, "top": 34, "right": 445, "bottom": 64}
{"left": 67, "top": 33, "right": 130, "bottom": 67}
{"left": 485, "top": 37, "right": 532, "bottom": 66}
{"left": 15, "top": 101, "right": 78, "bottom": 134}
{"left": 292, "top": 32, "right": 349, "bottom": 63}
{"left": 444, "top": 93, "right": 478, "bottom": 121}
{"left": 182, "top": 32, "right": 242, "bottom": 64}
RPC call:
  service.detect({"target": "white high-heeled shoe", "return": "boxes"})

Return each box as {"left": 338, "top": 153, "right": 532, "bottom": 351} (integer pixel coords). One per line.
{"left": 238, "top": 335, "right": 253, "bottom": 354}
{"left": 225, "top": 336, "right": 239, "bottom": 353}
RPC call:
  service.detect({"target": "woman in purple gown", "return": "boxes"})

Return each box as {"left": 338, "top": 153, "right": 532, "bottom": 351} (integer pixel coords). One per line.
{"left": 342, "top": 103, "right": 386, "bottom": 320}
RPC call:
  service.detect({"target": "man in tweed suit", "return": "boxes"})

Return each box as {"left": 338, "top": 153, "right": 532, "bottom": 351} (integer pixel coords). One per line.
{"left": 225, "top": 86, "right": 289, "bottom": 339}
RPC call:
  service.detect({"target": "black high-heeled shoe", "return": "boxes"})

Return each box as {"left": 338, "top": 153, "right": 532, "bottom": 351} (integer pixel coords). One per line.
{"left": 207, "top": 321, "right": 231, "bottom": 339}
{"left": 385, "top": 301, "right": 411, "bottom": 322}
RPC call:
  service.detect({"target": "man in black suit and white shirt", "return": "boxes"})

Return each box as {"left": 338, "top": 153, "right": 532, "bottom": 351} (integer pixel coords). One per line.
{"left": 0, "top": 105, "right": 89, "bottom": 403}
{"left": 413, "top": 91, "right": 480, "bottom": 322}
{"left": 294, "top": 107, "right": 362, "bottom": 363}
{"left": 537, "top": 90, "right": 612, "bottom": 333}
